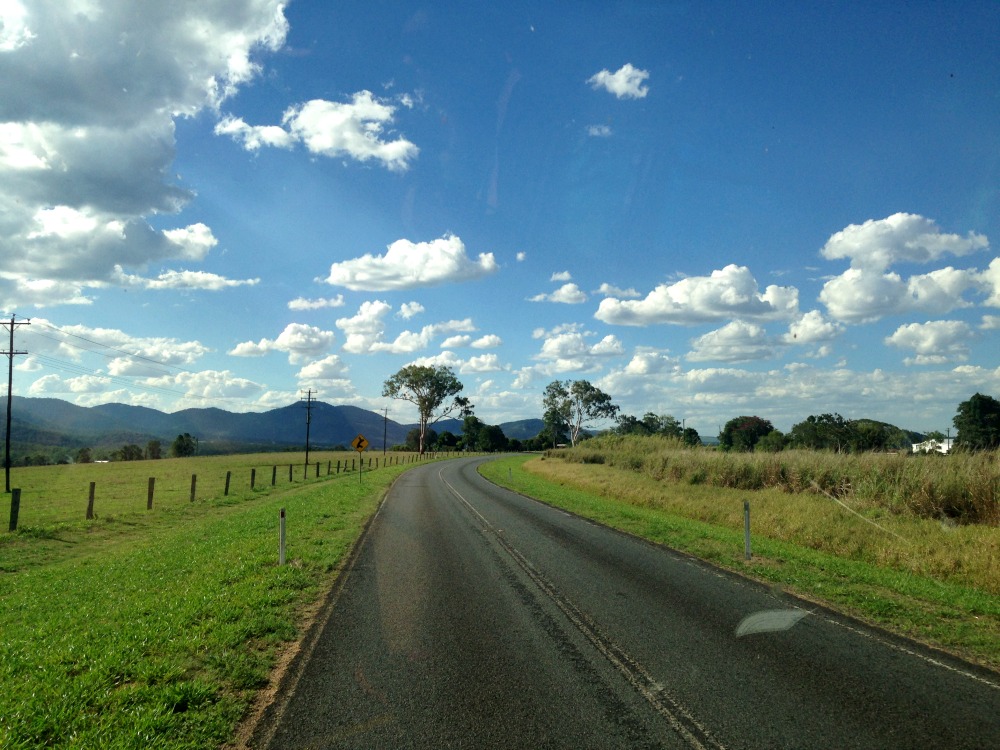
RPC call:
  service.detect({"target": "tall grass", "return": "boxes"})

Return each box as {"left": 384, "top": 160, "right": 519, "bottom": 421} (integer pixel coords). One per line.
{"left": 557, "top": 435, "right": 1000, "bottom": 525}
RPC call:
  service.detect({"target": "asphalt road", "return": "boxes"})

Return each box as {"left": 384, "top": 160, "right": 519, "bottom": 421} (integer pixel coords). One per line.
{"left": 251, "top": 456, "right": 1000, "bottom": 749}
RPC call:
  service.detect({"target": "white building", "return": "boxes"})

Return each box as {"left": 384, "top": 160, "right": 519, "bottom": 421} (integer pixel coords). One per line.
{"left": 911, "top": 438, "right": 955, "bottom": 454}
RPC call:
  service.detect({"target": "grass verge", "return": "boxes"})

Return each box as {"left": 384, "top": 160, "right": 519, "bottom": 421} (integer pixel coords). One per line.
{"left": 479, "top": 454, "right": 1000, "bottom": 672}
{"left": 0, "top": 463, "right": 407, "bottom": 749}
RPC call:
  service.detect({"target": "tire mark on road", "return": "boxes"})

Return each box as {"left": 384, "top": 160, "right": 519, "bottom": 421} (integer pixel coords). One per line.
{"left": 441, "top": 468, "right": 726, "bottom": 750}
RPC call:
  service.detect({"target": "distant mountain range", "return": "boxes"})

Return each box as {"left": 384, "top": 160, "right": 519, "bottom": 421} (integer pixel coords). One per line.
{"left": 1, "top": 397, "right": 545, "bottom": 459}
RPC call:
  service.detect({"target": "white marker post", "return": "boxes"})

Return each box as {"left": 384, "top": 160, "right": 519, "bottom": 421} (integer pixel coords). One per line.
{"left": 279, "top": 507, "right": 286, "bottom": 566}
{"left": 743, "top": 500, "right": 752, "bottom": 561}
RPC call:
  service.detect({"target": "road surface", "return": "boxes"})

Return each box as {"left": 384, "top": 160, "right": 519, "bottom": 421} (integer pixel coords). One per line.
{"left": 250, "top": 457, "right": 999, "bottom": 749}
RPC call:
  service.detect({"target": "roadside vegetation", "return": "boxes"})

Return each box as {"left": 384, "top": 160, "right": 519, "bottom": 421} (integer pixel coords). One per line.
{"left": 480, "top": 450, "right": 1000, "bottom": 671}
{"left": 0, "top": 453, "right": 430, "bottom": 749}
{"left": 559, "top": 434, "right": 1000, "bottom": 525}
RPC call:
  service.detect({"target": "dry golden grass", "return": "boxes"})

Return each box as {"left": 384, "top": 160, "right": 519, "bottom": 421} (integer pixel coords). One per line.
{"left": 527, "top": 454, "right": 1000, "bottom": 597}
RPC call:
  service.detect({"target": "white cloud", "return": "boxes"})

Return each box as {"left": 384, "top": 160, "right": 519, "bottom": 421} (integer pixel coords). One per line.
{"left": 516, "top": 252, "right": 527, "bottom": 262}
{"left": 597, "top": 282, "right": 641, "bottom": 299}
{"left": 336, "top": 300, "right": 392, "bottom": 354}
{"left": 229, "top": 322, "right": 335, "bottom": 364}
{"left": 398, "top": 302, "right": 425, "bottom": 319}
{"left": 440, "top": 335, "right": 472, "bottom": 349}
{"left": 587, "top": 63, "right": 650, "bottom": 99}
{"left": 596, "top": 265, "right": 799, "bottom": 326}
{"left": 324, "top": 234, "right": 499, "bottom": 291}
{"left": 687, "top": 321, "right": 776, "bottom": 363}
{"left": 216, "top": 90, "right": 419, "bottom": 171}
{"left": 782, "top": 310, "right": 844, "bottom": 345}
{"left": 533, "top": 330, "right": 625, "bottom": 373}
{"left": 550, "top": 271, "right": 572, "bottom": 282}
{"left": 0, "top": 0, "right": 289, "bottom": 305}
{"left": 288, "top": 295, "right": 345, "bottom": 311}
{"left": 471, "top": 334, "right": 502, "bottom": 349}
{"left": 296, "top": 354, "right": 349, "bottom": 380}
{"left": 587, "top": 124, "right": 612, "bottom": 137}
{"left": 820, "top": 213, "right": 988, "bottom": 271}
{"left": 819, "top": 266, "right": 979, "bottom": 323}
{"left": 885, "top": 320, "right": 974, "bottom": 365}
{"left": 530, "top": 282, "right": 588, "bottom": 304}
{"left": 979, "top": 257, "right": 1000, "bottom": 306}
{"left": 116, "top": 267, "right": 259, "bottom": 291}
{"left": 981, "top": 315, "right": 1000, "bottom": 330}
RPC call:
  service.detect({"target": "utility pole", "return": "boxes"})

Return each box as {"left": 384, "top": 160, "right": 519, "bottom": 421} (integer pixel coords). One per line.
{"left": 2, "top": 315, "right": 29, "bottom": 494}
{"left": 301, "top": 389, "right": 315, "bottom": 475}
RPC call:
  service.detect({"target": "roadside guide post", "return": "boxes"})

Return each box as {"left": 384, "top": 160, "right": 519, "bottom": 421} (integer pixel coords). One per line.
{"left": 351, "top": 434, "right": 369, "bottom": 486}
{"left": 744, "top": 500, "right": 752, "bottom": 561}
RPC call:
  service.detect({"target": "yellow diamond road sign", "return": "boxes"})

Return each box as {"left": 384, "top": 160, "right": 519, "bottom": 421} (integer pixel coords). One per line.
{"left": 352, "top": 434, "right": 369, "bottom": 452}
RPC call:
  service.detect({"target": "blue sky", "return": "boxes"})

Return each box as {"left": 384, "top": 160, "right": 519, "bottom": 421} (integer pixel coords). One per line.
{"left": 2, "top": 0, "right": 998, "bottom": 437}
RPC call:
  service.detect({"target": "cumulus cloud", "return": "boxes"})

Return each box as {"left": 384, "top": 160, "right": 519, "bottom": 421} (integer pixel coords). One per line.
{"left": 296, "top": 354, "right": 349, "bottom": 380}
{"left": 336, "top": 300, "right": 393, "bottom": 354}
{"left": 782, "top": 310, "right": 844, "bottom": 345}
{"left": 533, "top": 328, "right": 625, "bottom": 373}
{"left": 530, "top": 283, "right": 588, "bottom": 304}
{"left": 885, "top": 320, "right": 975, "bottom": 365}
{"left": 687, "top": 321, "right": 777, "bottom": 363}
{"left": 229, "top": 322, "right": 335, "bottom": 364}
{"left": 323, "top": 234, "right": 498, "bottom": 291}
{"left": 597, "top": 282, "right": 641, "bottom": 299}
{"left": 0, "top": 0, "right": 289, "bottom": 306}
{"left": 587, "top": 63, "right": 650, "bottom": 99}
{"left": 820, "top": 213, "right": 988, "bottom": 271}
{"left": 819, "top": 266, "right": 980, "bottom": 323}
{"left": 472, "top": 334, "right": 502, "bottom": 349}
{"left": 818, "top": 215, "right": 995, "bottom": 322}
{"left": 398, "top": 302, "right": 425, "bottom": 319}
{"left": 115, "top": 267, "right": 260, "bottom": 291}
{"left": 371, "top": 319, "right": 476, "bottom": 355}
{"left": 288, "top": 295, "right": 345, "bottom": 311}
{"left": 596, "top": 264, "right": 799, "bottom": 326}
{"left": 216, "top": 90, "right": 419, "bottom": 171}
{"left": 22, "top": 319, "right": 210, "bottom": 369}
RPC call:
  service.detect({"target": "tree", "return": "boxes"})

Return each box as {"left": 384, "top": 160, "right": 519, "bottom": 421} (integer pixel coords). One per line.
{"left": 953, "top": 393, "right": 1000, "bottom": 450}
{"left": 146, "top": 440, "right": 162, "bottom": 460}
{"left": 437, "top": 430, "right": 459, "bottom": 451}
{"left": 170, "top": 433, "right": 197, "bottom": 457}
{"left": 476, "top": 424, "right": 508, "bottom": 452}
{"left": 756, "top": 430, "right": 787, "bottom": 452}
{"left": 542, "top": 380, "right": 619, "bottom": 447}
{"left": 615, "top": 412, "right": 683, "bottom": 437}
{"left": 116, "top": 444, "right": 143, "bottom": 461}
{"left": 788, "top": 413, "right": 853, "bottom": 451}
{"left": 76, "top": 447, "right": 92, "bottom": 464}
{"left": 718, "top": 416, "right": 774, "bottom": 452}
{"left": 383, "top": 365, "right": 469, "bottom": 455}
{"left": 681, "top": 427, "right": 702, "bottom": 447}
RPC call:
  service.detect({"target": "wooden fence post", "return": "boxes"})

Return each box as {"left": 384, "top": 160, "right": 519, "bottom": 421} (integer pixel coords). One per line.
{"left": 86, "top": 481, "right": 96, "bottom": 520}
{"left": 224, "top": 471, "right": 231, "bottom": 496}
{"left": 147, "top": 477, "right": 155, "bottom": 510}
{"left": 272, "top": 465, "right": 277, "bottom": 486}
{"left": 289, "top": 464, "right": 293, "bottom": 482}
{"left": 190, "top": 474, "right": 197, "bottom": 502}
{"left": 251, "top": 468, "right": 256, "bottom": 490}
{"left": 8, "top": 488, "right": 20, "bottom": 532}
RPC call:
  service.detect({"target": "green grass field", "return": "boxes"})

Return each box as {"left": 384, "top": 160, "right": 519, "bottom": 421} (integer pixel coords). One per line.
{"left": 0, "top": 452, "right": 424, "bottom": 749}
{"left": 479, "top": 454, "right": 1000, "bottom": 672}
